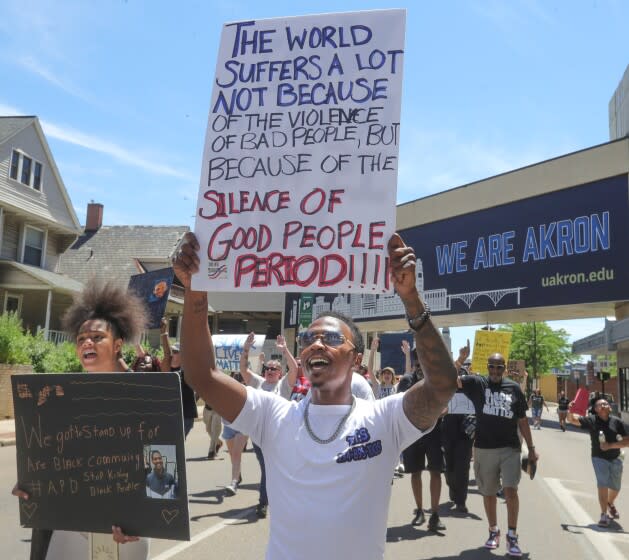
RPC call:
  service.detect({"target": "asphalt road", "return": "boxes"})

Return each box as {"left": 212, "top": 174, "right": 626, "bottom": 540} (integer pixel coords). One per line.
{"left": 2, "top": 410, "right": 628, "bottom": 559}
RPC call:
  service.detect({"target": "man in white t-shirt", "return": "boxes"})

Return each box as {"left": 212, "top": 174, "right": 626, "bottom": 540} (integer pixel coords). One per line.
{"left": 174, "top": 233, "right": 457, "bottom": 560}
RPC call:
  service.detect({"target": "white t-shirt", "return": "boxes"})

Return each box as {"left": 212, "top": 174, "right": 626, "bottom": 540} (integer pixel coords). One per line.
{"left": 351, "top": 372, "right": 376, "bottom": 401}
{"left": 447, "top": 392, "right": 475, "bottom": 415}
{"left": 248, "top": 371, "right": 292, "bottom": 399}
{"left": 230, "top": 386, "right": 428, "bottom": 560}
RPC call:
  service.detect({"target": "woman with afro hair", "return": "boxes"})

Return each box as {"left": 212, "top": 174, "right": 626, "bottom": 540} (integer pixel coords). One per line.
{"left": 13, "top": 281, "right": 150, "bottom": 559}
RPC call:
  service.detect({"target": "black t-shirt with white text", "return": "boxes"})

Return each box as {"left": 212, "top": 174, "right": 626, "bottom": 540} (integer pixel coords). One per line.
{"left": 530, "top": 395, "right": 544, "bottom": 409}
{"left": 460, "top": 375, "right": 527, "bottom": 449}
{"left": 557, "top": 396, "right": 570, "bottom": 411}
{"left": 578, "top": 414, "right": 628, "bottom": 461}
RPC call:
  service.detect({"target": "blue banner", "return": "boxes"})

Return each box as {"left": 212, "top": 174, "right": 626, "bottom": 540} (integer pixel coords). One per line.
{"left": 379, "top": 332, "right": 414, "bottom": 376}
{"left": 400, "top": 175, "right": 629, "bottom": 315}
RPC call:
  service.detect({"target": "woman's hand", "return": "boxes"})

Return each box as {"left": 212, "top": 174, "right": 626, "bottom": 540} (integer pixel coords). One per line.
{"left": 243, "top": 332, "right": 255, "bottom": 352}
{"left": 12, "top": 483, "right": 29, "bottom": 500}
{"left": 112, "top": 525, "right": 140, "bottom": 544}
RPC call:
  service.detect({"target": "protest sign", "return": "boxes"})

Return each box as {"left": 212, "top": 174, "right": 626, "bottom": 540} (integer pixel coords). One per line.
{"left": 11, "top": 373, "right": 189, "bottom": 540}
{"left": 470, "top": 330, "right": 512, "bottom": 374}
{"left": 212, "top": 333, "right": 266, "bottom": 372}
{"left": 128, "top": 268, "right": 175, "bottom": 329}
{"left": 193, "top": 9, "right": 406, "bottom": 293}
{"left": 507, "top": 359, "right": 526, "bottom": 382}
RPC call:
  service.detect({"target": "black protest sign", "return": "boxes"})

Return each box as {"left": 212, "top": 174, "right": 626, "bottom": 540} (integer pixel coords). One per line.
{"left": 128, "top": 268, "right": 174, "bottom": 329}
{"left": 11, "top": 373, "right": 189, "bottom": 540}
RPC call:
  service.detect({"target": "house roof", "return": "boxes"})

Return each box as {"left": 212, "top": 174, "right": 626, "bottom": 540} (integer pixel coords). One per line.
{"left": 56, "top": 225, "right": 190, "bottom": 288}
{"left": 0, "top": 116, "right": 36, "bottom": 144}
{"left": 0, "top": 115, "right": 82, "bottom": 234}
{"left": 0, "top": 258, "right": 84, "bottom": 294}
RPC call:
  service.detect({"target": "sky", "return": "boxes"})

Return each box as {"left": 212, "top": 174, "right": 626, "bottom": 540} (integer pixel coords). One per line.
{"left": 2, "top": 0, "right": 627, "bottom": 356}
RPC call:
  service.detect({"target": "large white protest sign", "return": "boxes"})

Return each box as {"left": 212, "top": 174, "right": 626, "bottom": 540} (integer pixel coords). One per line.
{"left": 212, "top": 333, "right": 265, "bottom": 372}
{"left": 193, "top": 9, "right": 406, "bottom": 293}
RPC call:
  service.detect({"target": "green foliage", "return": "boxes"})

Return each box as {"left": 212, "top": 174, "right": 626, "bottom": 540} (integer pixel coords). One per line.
{"left": 27, "top": 332, "right": 54, "bottom": 372}
{"left": 40, "top": 341, "right": 82, "bottom": 373}
{"left": 0, "top": 312, "right": 31, "bottom": 364}
{"left": 499, "top": 322, "right": 575, "bottom": 377}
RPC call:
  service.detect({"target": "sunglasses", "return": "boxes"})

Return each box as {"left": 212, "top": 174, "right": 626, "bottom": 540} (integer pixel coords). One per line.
{"left": 265, "top": 366, "right": 280, "bottom": 372}
{"left": 487, "top": 364, "right": 505, "bottom": 370}
{"left": 298, "top": 330, "right": 355, "bottom": 349}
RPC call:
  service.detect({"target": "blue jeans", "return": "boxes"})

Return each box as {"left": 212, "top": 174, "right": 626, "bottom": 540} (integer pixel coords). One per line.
{"left": 253, "top": 442, "right": 268, "bottom": 506}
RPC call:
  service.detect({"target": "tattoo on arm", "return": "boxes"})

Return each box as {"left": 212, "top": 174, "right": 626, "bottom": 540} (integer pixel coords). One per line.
{"left": 191, "top": 294, "right": 208, "bottom": 315}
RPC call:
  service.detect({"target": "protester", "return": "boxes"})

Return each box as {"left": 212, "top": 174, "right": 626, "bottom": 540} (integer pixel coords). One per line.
{"left": 528, "top": 388, "right": 549, "bottom": 430}
{"left": 240, "top": 333, "right": 298, "bottom": 518}
{"left": 173, "top": 231, "right": 457, "bottom": 559}
{"left": 367, "top": 337, "right": 398, "bottom": 399}
{"left": 397, "top": 346, "right": 446, "bottom": 531}
{"left": 442, "top": 341, "right": 475, "bottom": 514}
{"left": 131, "top": 342, "right": 162, "bottom": 373}
{"left": 567, "top": 396, "right": 629, "bottom": 527}
{"left": 289, "top": 358, "right": 312, "bottom": 402}
{"left": 366, "top": 337, "right": 402, "bottom": 480}
{"left": 223, "top": 372, "right": 249, "bottom": 496}
{"left": 458, "top": 353, "right": 537, "bottom": 557}
{"left": 12, "top": 281, "right": 149, "bottom": 559}
{"left": 160, "top": 318, "right": 198, "bottom": 439}
{"left": 557, "top": 390, "right": 570, "bottom": 432}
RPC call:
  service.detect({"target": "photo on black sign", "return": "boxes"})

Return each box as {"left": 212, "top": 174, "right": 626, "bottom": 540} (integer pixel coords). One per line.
{"left": 144, "top": 444, "right": 178, "bottom": 500}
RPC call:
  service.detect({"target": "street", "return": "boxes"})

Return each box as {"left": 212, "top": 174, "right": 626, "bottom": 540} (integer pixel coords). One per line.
{"left": 2, "top": 409, "right": 628, "bottom": 559}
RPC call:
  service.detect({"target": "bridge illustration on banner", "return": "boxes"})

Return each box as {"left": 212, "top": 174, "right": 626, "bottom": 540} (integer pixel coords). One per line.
{"left": 289, "top": 258, "right": 527, "bottom": 325}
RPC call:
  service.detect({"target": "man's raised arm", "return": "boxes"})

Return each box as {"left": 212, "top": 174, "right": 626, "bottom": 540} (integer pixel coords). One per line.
{"left": 388, "top": 234, "right": 457, "bottom": 431}
{"left": 174, "top": 232, "right": 246, "bottom": 422}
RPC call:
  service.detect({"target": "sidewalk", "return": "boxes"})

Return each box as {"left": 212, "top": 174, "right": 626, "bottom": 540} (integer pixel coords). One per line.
{"left": 0, "top": 417, "right": 15, "bottom": 447}
{"left": 0, "top": 405, "right": 206, "bottom": 447}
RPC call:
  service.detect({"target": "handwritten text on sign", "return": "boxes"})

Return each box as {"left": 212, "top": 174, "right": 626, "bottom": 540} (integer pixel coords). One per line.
{"left": 11, "top": 374, "right": 190, "bottom": 540}
{"left": 193, "top": 9, "right": 406, "bottom": 293}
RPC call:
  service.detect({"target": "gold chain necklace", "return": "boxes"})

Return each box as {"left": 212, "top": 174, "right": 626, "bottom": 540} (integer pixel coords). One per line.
{"left": 303, "top": 396, "right": 356, "bottom": 444}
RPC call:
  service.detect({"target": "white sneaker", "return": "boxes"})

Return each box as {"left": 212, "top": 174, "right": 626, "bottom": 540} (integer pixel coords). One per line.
{"left": 225, "top": 480, "right": 238, "bottom": 496}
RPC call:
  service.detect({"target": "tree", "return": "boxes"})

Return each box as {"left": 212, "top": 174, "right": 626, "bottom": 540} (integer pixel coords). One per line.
{"left": 499, "top": 322, "right": 575, "bottom": 386}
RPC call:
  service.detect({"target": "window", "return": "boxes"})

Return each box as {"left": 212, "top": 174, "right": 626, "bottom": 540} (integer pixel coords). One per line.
{"left": 3, "top": 293, "right": 22, "bottom": 315}
{"left": 10, "top": 151, "right": 19, "bottom": 180}
{"left": 8, "top": 149, "right": 43, "bottom": 191}
{"left": 23, "top": 226, "right": 45, "bottom": 266}
{"left": 33, "top": 162, "right": 42, "bottom": 191}
{"left": 21, "top": 156, "right": 32, "bottom": 185}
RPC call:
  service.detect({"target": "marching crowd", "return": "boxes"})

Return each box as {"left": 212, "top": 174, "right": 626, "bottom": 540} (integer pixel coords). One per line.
{"left": 11, "top": 230, "right": 629, "bottom": 559}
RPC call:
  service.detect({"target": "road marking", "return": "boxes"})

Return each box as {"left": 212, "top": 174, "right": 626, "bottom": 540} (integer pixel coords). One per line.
{"left": 543, "top": 477, "right": 628, "bottom": 560}
{"left": 150, "top": 509, "right": 251, "bottom": 560}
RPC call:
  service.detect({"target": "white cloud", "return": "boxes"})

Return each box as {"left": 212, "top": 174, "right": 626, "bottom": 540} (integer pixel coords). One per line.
{"left": 40, "top": 119, "right": 195, "bottom": 181}
{"left": 1, "top": 100, "right": 195, "bottom": 181}
{"left": 16, "top": 56, "right": 94, "bottom": 105}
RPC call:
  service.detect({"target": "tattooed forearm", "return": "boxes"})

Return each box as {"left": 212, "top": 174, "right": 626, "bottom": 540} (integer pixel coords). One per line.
{"left": 402, "top": 306, "right": 457, "bottom": 430}
{"left": 191, "top": 293, "right": 208, "bottom": 315}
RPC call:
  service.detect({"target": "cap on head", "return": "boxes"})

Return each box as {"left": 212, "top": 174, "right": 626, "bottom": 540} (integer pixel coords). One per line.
{"left": 171, "top": 343, "right": 180, "bottom": 352}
